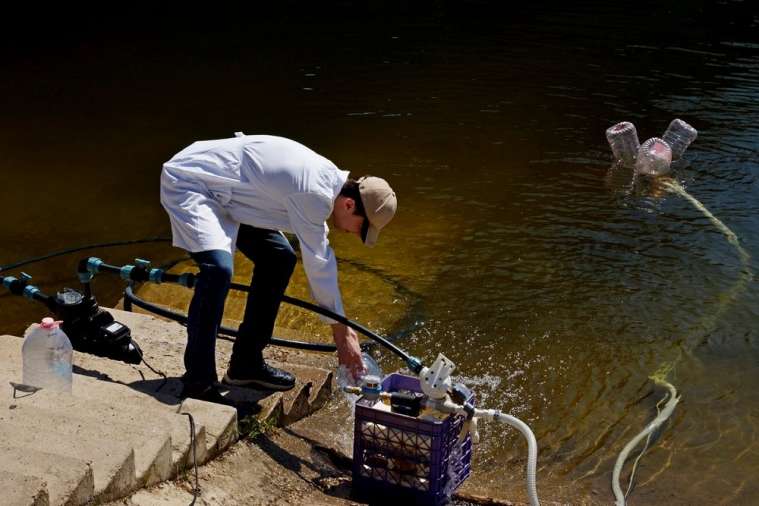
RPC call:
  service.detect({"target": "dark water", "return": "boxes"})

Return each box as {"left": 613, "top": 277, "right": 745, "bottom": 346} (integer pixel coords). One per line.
{"left": 2, "top": 3, "right": 759, "bottom": 504}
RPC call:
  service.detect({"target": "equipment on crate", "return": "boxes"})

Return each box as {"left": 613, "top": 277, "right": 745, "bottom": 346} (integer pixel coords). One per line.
{"left": 344, "top": 353, "right": 541, "bottom": 506}
{"left": 1, "top": 272, "right": 142, "bottom": 364}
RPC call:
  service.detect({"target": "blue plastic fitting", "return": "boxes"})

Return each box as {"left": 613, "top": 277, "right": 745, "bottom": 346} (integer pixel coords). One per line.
{"left": 87, "top": 257, "right": 104, "bottom": 274}
{"left": 23, "top": 285, "right": 40, "bottom": 300}
{"left": 406, "top": 356, "right": 423, "bottom": 374}
{"left": 149, "top": 268, "right": 164, "bottom": 283}
{"left": 135, "top": 258, "right": 151, "bottom": 269}
{"left": 3, "top": 276, "right": 17, "bottom": 289}
{"left": 361, "top": 383, "right": 382, "bottom": 400}
{"left": 178, "top": 273, "right": 192, "bottom": 287}
{"left": 120, "top": 265, "right": 134, "bottom": 281}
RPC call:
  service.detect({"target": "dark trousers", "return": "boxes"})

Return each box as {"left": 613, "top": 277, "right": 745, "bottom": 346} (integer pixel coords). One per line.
{"left": 184, "top": 224, "right": 297, "bottom": 386}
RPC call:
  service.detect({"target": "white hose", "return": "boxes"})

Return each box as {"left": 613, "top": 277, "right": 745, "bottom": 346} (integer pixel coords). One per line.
{"left": 611, "top": 179, "right": 752, "bottom": 505}
{"left": 479, "top": 409, "right": 541, "bottom": 506}
{"left": 611, "top": 381, "right": 679, "bottom": 506}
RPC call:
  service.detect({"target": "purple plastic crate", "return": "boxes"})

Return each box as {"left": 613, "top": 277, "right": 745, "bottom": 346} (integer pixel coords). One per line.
{"left": 352, "top": 373, "right": 473, "bottom": 506}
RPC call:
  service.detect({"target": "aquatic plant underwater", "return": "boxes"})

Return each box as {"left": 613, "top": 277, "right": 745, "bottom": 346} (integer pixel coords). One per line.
{"left": 605, "top": 119, "right": 753, "bottom": 505}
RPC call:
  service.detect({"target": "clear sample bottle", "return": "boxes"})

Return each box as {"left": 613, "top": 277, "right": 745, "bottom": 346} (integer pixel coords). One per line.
{"left": 606, "top": 121, "right": 640, "bottom": 168}
{"left": 635, "top": 137, "right": 673, "bottom": 176}
{"left": 662, "top": 118, "right": 697, "bottom": 160}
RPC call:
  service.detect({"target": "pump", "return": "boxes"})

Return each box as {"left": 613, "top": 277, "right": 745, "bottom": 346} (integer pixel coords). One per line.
{"left": 0, "top": 272, "right": 142, "bottom": 364}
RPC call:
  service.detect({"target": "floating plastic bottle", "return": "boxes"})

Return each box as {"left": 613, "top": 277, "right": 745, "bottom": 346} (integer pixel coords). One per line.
{"left": 22, "top": 317, "right": 73, "bottom": 392}
{"left": 662, "top": 118, "right": 697, "bottom": 160}
{"left": 606, "top": 121, "right": 640, "bottom": 168}
{"left": 635, "top": 137, "right": 673, "bottom": 176}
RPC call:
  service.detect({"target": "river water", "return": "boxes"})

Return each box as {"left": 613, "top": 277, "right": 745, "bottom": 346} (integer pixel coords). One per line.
{"left": 2, "top": 4, "right": 758, "bottom": 505}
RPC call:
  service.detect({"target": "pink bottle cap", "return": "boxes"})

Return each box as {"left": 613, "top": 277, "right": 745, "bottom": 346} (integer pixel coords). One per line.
{"left": 40, "top": 317, "right": 62, "bottom": 329}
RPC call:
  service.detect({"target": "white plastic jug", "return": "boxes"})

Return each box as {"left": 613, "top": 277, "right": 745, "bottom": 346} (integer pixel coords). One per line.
{"left": 22, "top": 317, "right": 73, "bottom": 392}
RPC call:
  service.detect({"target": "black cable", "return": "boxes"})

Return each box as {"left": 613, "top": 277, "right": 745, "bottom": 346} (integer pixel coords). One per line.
{"left": 180, "top": 412, "right": 200, "bottom": 506}
{"left": 133, "top": 344, "right": 169, "bottom": 392}
{"left": 0, "top": 237, "right": 171, "bottom": 274}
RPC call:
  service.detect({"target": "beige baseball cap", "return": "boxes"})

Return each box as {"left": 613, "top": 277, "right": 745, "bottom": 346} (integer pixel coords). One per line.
{"left": 358, "top": 176, "right": 397, "bottom": 247}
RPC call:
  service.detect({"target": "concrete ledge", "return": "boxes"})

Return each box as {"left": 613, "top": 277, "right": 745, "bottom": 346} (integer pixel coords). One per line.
{"left": 1, "top": 471, "right": 49, "bottom": 506}
{"left": 177, "top": 398, "right": 237, "bottom": 460}
{"left": 0, "top": 417, "right": 136, "bottom": 501}
{"left": 0, "top": 444, "right": 94, "bottom": 506}
{"left": 0, "top": 398, "right": 172, "bottom": 488}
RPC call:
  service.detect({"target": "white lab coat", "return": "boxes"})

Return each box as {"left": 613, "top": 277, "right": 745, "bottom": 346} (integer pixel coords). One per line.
{"left": 160, "top": 134, "right": 349, "bottom": 323}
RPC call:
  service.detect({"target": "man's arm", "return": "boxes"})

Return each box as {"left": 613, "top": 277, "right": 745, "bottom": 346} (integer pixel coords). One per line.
{"left": 286, "top": 193, "right": 366, "bottom": 378}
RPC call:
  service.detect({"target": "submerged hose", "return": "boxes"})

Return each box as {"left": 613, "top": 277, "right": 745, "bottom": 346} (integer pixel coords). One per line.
{"left": 611, "top": 381, "right": 679, "bottom": 506}
{"left": 612, "top": 179, "right": 752, "bottom": 505}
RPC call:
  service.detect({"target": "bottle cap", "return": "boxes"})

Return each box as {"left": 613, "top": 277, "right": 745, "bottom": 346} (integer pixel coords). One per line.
{"left": 40, "top": 317, "right": 62, "bottom": 330}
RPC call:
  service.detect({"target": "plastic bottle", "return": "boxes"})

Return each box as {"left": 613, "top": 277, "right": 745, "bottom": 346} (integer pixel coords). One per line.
{"left": 606, "top": 121, "right": 640, "bottom": 168}
{"left": 635, "top": 137, "right": 673, "bottom": 176}
{"left": 662, "top": 118, "right": 697, "bottom": 160}
{"left": 337, "top": 351, "right": 383, "bottom": 390}
{"left": 22, "top": 317, "right": 73, "bottom": 392}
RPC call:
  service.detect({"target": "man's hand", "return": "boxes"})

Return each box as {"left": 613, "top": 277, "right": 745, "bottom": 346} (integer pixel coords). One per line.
{"left": 332, "top": 323, "right": 366, "bottom": 380}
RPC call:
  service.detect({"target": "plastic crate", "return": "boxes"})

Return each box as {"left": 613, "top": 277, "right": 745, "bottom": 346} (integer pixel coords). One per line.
{"left": 352, "top": 373, "right": 473, "bottom": 506}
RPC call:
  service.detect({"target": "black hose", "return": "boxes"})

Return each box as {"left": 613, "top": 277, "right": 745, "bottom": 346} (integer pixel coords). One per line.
{"left": 124, "top": 285, "right": 339, "bottom": 352}
{"left": 2, "top": 238, "right": 423, "bottom": 370}
{"left": 0, "top": 237, "right": 171, "bottom": 274}
{"left": 124, "top": 283, "right": 418, "bottom": 366}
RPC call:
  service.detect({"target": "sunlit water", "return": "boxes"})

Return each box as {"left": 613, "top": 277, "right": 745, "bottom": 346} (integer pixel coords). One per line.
{"left": 2, "top": 4, "right": 758, "bottom": 504}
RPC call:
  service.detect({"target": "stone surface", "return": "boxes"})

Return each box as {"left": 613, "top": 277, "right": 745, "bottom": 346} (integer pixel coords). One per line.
{"left": 0, "top": 471, "right": 50, "bottom": 506}
{"left": 0, "top": 444, "right": 94, "bottom": 506}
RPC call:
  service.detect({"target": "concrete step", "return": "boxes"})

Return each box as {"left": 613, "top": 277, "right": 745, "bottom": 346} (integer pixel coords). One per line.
{"left": 177, "top": 398, "right": 238, "bottom": 458}
{"left": 0, "top": 417, "right": 136, "bottom": 502}
{"left": 0, "top": 397, "right": 173, "bottom": 488}
{"left": 61, "top": 307, "right": 330, "bottom": 429}
{"left": 0, "top": 444, "right": 94, "bottom": 506}
{"left": 0, "top": 471, "right": 49, "bottom": 506}
{"left": 0, "top": 335, "right": 209, "bottom": 471}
